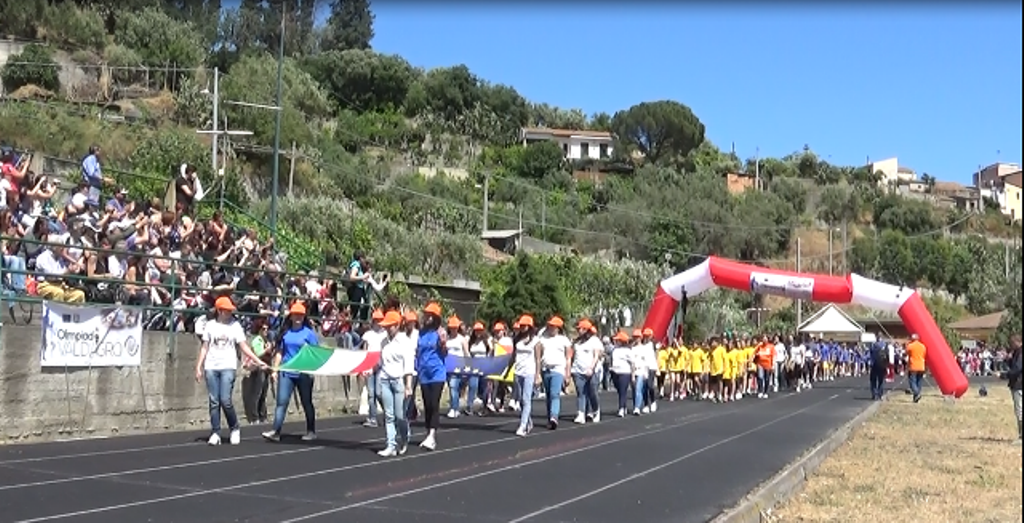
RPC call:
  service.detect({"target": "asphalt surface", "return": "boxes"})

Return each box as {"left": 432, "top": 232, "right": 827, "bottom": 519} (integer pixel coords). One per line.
{"left": 0, "top": 378, "right": 874, "bottom": 523}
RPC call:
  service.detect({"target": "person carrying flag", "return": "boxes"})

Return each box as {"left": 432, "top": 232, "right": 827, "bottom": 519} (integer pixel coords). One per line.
{"left": 376, "top": 310, "right": 412, "bottom": 457}
{"left": 445, "top": 316, "right": 469, "bottom": 418}
{"left": 465, "top": 322, "right": 491, "bottom": 414}
{"left": 262, "top": 302, "right": 319, "bottom": 442}
{"left": 415, "top": 302, "right": 447, "bottom": 451}
{"left": 487, "top": 322, "right": 514, "bottom": 413}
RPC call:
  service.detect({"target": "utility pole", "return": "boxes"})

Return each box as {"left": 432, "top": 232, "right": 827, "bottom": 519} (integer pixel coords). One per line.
{"left": 795, "top": 237, "right": 802, "bottom": 331}
{"left": 211, "top": 67, "right": 219, "bottom": 175}
{"left": 754, "top": 146, "right": 761, "bottom": 191}
{"left": 828, "top": 227, "right": 834, "bottom": 276}
{"left": 287, "top": 141, "right": 296, "bottom": 197}
{"left": 482, "top": 170, "right": 490, "bottom": 232}
{"left": 269, "top": 3, "right": 285, "bottom": 237}
{"left": 1006, "top": 241, "right": 1011, "bottom": 279}
{"left": 841, "top": 220, "right": 848, "bottom": 274}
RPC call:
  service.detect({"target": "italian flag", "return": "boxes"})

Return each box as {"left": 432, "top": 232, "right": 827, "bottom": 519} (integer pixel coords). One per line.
{"left": 276, "top": 345, "right": 380, "bottom": 376}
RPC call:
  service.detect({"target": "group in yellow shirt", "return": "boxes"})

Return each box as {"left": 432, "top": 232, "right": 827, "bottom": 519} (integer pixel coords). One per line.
{"left": 657, "top": 335, "right": 760, "bottom": 403}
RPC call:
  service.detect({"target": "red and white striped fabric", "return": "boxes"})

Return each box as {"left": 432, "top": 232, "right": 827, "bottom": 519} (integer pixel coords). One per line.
{"left": 641, "top": 256, "right": 969, "bottom": 398}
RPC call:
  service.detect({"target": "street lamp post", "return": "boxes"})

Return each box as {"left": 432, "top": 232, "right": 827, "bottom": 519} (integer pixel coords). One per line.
{"left": 270, "top": 3, "right": 286, "bottom": 238}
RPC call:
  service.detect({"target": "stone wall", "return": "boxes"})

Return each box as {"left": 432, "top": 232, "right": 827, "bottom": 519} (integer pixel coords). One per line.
{"left": 0, "top": 325, "right": 359, "bottom": 442}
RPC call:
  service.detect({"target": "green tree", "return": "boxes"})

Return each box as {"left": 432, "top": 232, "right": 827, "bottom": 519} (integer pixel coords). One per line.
{"left": 876, "top": 230, "right": 915, "bottom": 286}
{"left": 768, "top": 177, "right": 808, "bottom": 215}
{"left": 476, "top": 253, "right": 569, "bottom": 325}
{"left": 303, "top": 49, "right": 415, "bottom": 113}
{"left": 320, "top": 0, "right": 375, "bottom": 52}
{"left": 0, "top": 44, "right": 60, "bottom": 93}
{"left": 993, "top": 248, "right": 1022, "bottom": 346}
{"left": 404, "top": 65, "right": 481, "bottom": 124}
{"left": 610, "top": 100, "right": 706, "bottom": 164}
{"left": 115, "top": 7, "right": 206, "bottom": 70}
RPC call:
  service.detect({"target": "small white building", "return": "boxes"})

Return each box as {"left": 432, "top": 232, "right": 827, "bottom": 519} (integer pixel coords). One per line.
{"left": 521, "top": 127, "right": 614, "bottom": 161}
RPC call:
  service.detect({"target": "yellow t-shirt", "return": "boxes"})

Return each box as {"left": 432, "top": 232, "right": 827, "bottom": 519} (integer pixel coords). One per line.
{"left": 745, "top": 347, "right": 756, "bottom": 371}
{"left": 690, "top": 348, "right": 705, "bottom": 374}
{"left": 728, "top": 350, "right": 740, "bottom": 378}
{"left": 710, "top": 345, "right": 727, "bottom": 376}
{"left": 657, "top": 349, "right": 669, "bottom": 372}
{"left": 679, "top": 347, "right": 691, "bottom": 372}
{"left": 723, "top": 350, "right": 735, "bottom": 380}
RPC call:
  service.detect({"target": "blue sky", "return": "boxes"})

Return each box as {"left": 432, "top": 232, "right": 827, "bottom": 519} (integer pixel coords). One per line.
{"left": 370, "top": 4, "right": 1022, "bottom": 185}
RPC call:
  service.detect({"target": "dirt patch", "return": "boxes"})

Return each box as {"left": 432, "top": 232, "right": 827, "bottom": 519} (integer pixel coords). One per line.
{"left": 136, "top": 91, "right": 176, "bottom": 117}
{"left": 8, "top": 84, "right": 57, "bottom": 100}
{"left": 775, "top": 389, "right": 1023, "bottom": 523}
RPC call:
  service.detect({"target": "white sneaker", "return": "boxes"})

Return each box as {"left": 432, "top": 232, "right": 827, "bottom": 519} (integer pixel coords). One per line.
{"left": 207, "top": 433, "right": 221, "bottom": 446}
{"left": 229, "top": 429, "right": 241, "bottom": 445}
{"left": 301, "top": 432, "right": 317, "bottom": 441}
{"left": 515, "top": 427, "right": 528, "bottom": 437}
{"left": 398, "top": 442, "right": 408, "bottom": 455}
{"left": 377, "top": 447, "right": 397, "bottom": 457}
{"left": 641, "top": 406, "right": 651, "bottom": 414}
{"left": 420, "top": 435, "right": 436, "bottom": 450}
{"left": 446, "top": 409, "right": 458, "bottom": 419}
{"left": 591, "top": 411, "right": 600, "bottom": 423}
{"left": 633, "top": 408, "right": 641, "bottom": 416}
{"left": 617, "top": 408, "right": 626, "bottom": 417}
{"left": 573, "top": 413, "right": 586, "bottom": 424}
{"left": 261, "top": 430, "right": 280, "bottom": 442}
{"left": 651, "top": 402, "right": 658, "bottom": 412}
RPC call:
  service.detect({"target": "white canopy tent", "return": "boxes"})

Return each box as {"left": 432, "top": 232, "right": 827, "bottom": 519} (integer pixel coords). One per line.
{"left": 798, "top": 304, "right": 865, "bottom": 342}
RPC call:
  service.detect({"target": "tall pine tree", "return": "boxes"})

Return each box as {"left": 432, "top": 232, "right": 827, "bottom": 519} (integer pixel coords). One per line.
{"left": 320, "top": 0, "right": 374, "bottom": 52}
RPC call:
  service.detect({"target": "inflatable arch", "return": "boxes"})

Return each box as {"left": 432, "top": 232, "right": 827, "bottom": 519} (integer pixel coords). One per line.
{"left": 641, "top": 256, "right": 969, "bottom": 398}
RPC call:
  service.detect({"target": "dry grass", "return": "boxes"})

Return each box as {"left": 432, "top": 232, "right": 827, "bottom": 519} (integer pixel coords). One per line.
{"left": 775, "top": 390, "right": 1023, "bottom": 523}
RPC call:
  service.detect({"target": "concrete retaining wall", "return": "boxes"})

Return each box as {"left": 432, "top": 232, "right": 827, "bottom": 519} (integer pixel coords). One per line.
{"left": 0, "top": 325, "right": 358, "bottom": 442}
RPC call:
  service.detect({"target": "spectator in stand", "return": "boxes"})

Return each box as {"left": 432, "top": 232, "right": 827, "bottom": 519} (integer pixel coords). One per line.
{"left": 174, "top": 164, "right": 199, "bottom": 215}
{"left": 80, "top": 146, "right": 113, "bottom": 207}
{"left": 2, "top": 148, "right": 30, "bottom": 197}
{"left": 34, "top": 235, "right": 85, "bottom": 303}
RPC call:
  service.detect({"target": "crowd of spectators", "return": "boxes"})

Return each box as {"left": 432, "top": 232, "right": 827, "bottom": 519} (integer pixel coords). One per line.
{"left": 0, "top": 145, "right": 387, "bottom": 336}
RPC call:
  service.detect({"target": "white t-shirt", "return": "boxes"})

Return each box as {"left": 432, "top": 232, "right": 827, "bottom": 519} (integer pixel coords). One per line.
{"left": 514, "top": 336, "right": 540, "bottom": 376}
{"left": 774, "top": 343, "right": 788, "bottom": 365}
{"left": 790, "top": 344, "right": 806, "bottom": 366}
{"left": 362, "top": 328, "right": 387, "bottom": 353}
{"left": 445, "top": 334, "right": 466, "bottom": 358}
{"left": 202, "top": 319, "right": 246, "bottom": 371}
{"left": 379, "top": 336, "right": 415, "bottom": 380}
{"left": 539, "top": 333, "right": 572, "bottom": 373}
{"left": 610, "top": 346, "right": 633, "bottom": 375}
{"left": 631, "top": 342, "right": 657, "bottom": 376}
{"left": 391, "top": 330, "right": 418, "bottom": 377}
{"left": 469, "top": 339, "right": 488, "bottom": 357}
{"left": 0, "top": 178, "right": 10, "bottom": 208}
{"left": 571, "top": 335, "right": 603, "bottom": 375}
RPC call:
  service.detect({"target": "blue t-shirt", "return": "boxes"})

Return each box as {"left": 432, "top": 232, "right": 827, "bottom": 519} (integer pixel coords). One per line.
{"left": 280, "top": 325, "right": 319, "bottom": 378}
{"left": 415, "top": 329, "right": 446, "bottom": 384}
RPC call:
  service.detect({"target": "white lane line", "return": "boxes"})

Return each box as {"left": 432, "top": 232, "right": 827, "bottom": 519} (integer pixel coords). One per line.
{"left": 281, "top": 392, "right": 825, "bottom": 522}
{"left": 10, "top": 402, "right": 752, "bottom": 523}
{"left": 0, "top": 447, "right": 320, "bottom": 491}
{"left": 0, "top": 422, "right": 367, "bottom": 465}
{"left": 504, "top": 394, "right": 843, "bottom": 523}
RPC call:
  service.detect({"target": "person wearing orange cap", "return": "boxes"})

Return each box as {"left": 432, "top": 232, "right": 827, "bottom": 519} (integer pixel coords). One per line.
{"left": 356, "top": 309, "right": 388, "bottom": 428}
{"left": 376, "top": 311, "right": 412, "bottom": 457}
{"left": 262, "top": 302, "right": 320, "bottom": 442}
{"left": 414, "top": 302, "right": 446, "bottom": 450}
{"left": 195, "top": 296, "right": 267, "bottom": 446}
{"left": 487, "top": 322, "right": 514, "bottom": 413}
{"left": 609, "top": 331, "right": 635, "bottom": 417}
{"left": 640, "top": 328, "right": 659, "bottom": 412}
{"left": 538, "top": 316, "right": 572, "bottom": 430}
{"left": 465, "top": 322, "right": 491, "bottom": 414}
{"left": 395, "top": 310, "right": 421, "bottom": 428}
{"left": 571, "top": 319, "right": 603, "bottom": 424}
{"left": 445, "top": 315, "right": 469, "bottom": 418}
{"left": 631, "top": 328, "right": 657, "bottom": 414}
{"left": 511, "top": 315, "right": 540, "bottom": 436}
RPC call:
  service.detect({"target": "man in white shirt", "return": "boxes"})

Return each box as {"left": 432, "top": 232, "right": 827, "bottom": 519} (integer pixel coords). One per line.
{"left": 773, "top": 337, "right": 788, "bottom": 392}
{"left": 34, "top": 238, "right": 86, "bottom": 303}
{"left": 790, "top": 338, "right": 807, "bottom": 391}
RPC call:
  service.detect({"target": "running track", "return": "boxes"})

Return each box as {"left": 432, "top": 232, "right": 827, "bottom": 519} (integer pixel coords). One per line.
{"left": 0, "top": 378, "right": 871, "bottom": 523}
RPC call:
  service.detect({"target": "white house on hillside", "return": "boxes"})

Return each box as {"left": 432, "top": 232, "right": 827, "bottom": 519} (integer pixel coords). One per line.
{"left": 867, "top": 157, "right": 916, "bottom": 191}
{"left": 521, "top": 127, "right": 614, "bottom": 161}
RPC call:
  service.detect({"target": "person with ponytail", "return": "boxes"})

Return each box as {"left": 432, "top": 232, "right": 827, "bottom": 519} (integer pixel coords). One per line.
{"left": 511, "top": 315, "right": 540, "bottom": 436}
{"left": 538, "top": 316, "right": 572, "bottom": 430}
{"left": 262, "top": 302, "right": 318, "bottom": 442}
{"left": 466, "top": 322, "right": 491, "bottom": 414}
{"left": 571, "top": 319, "right": 602, "bottom": 424}
{"left": 414, "top": 303, "right": 446, "bottom": 450}
{"left": 488, "top": 322, "right": 514, "bottom": 413}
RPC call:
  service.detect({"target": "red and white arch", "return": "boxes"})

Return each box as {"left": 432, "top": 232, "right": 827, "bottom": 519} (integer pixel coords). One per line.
{"left": 641, "top": 256, "right": 969, "bottom": 398}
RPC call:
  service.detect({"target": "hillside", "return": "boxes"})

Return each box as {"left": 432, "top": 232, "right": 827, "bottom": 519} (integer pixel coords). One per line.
{"left": 0, "top": 1, "right": 1020, "bottom": 339}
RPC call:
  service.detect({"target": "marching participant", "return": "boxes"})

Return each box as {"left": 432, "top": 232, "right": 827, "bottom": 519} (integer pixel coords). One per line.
{"left": 466, "top": 322, "right": 491, "bottom": 414}
{"left": 512, "top": 315, "right": 540, "bottom": 436}
{"left": 631, "top": 329, "right": 657, "bottom": 415}
{"left": 609, "top": 330, "right": 634, "bottom": 417}
{"left": 415, "top": 303, "right": 447, "bottom": 451}
{"left": 375, "top": 310, "right": 410, "bottom": 457}
{"left": 539, "top": 316, "right": 572, "bottom": 429}
{"left": 571, "top": 319, "right": 602, "bottom": 424}
{"left": 195, "top": 296, "right": 267, "bottom": 445}
{"left": 445, "top": 316, "right": 468, "bottom": 418}
{"left": 487, "top": 322, "right": 514, "bottom": 413}
{"left": 263, "top": 302, "right": 319, "bottom": 442}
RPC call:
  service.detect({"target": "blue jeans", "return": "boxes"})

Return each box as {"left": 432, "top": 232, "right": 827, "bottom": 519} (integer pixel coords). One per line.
{"left": 909, "top": 371, "right": 924, "bottom": 398}
{"left": 613, "top": 372, "right": 630, "bottom": 410}
{"left": 870, "top": 366, "right": 886, "bottom": 399}
{"left": 378, "top": 376, "right": 409, "bottom": 450}
{"left": 204, "top": 369, "right": 239, "bottom": 433}
{"left": 465, "top": 375, "right": 481, "bottom": 408}
{"left": 542, "top": 370, "right": 565, "bottom": 420}
{"left": 572, "top": 373, "right": 600, "bottom": 416}
{"left": 448, "top": 375, "right": 463, "bottom": 411}
{"left": 515, "top": 375, "right": 534, "bottom": 431}
{"left": 365, "top": 369, "right": 380, "bottom": 419}
{"left": 633, "top": 375, "right": 646, "bottom": 410}
{"left": 757, "top": 367, "right": 772, "bottom": 395}
{"left": 2, "top": 255, "right": 26, "bottom": 292}
{"left": 273, "top": 373, "right": 316, "bottom": 434}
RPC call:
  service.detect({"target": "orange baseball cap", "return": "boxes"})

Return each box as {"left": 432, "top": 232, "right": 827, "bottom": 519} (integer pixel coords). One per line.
{"left": 632, "top": 329, "right": 642, "bottom": 338}
{"left": 371, "top": 309, "right": 385, "bottom": 321}
{"left": 289, "top": 302, "right": 307, "bottom": 316}
{"left": 214, "top": 296, "right": 235, "bottom": 311}
{"left": 447, "top": 315, "right": 462, "bottom": 329}
{"left": 380, "top": 310, "right": 402, "bottom": 328}
{"left": 613, "top": 331, "right": 630, "bottom": 343}
{"left": 517, "top": 315, "right": 534, "bottom": 327}
{"left": 493, "top": 322, "right": 507, "bottom": 331}
{"left": 472, "top": 321, "right": 485, "bottom": 331}
{"left": 423, "top": 302, "right": 442, "bottom": 316}
{"left": 404, "top": 310, "right": 419, "bottom": 322}
{"left": 642, "top": 328, "right": 654, "bottom": 337}
{"left": 547, "top": 316, "right": 564, "bottom": 328}
{"left": 577, "top": 319, "right": 593, "bottom": 331}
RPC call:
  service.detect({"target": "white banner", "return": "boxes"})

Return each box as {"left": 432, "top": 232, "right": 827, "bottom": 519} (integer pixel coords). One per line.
{"left": 749, "top": 271, "right": 815, "bottom": 302}
{"left": 40, "top": 302, "right": 143, "bottom": 368}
